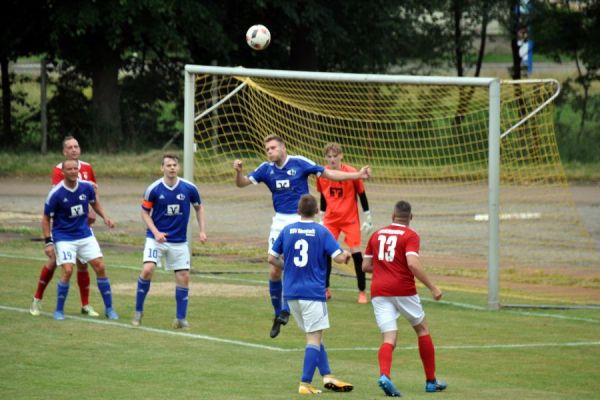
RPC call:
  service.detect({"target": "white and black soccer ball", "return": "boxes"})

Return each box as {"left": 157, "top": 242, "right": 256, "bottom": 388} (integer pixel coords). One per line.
{"left": 246, "top": 24, "right": 271, "bottom": 51}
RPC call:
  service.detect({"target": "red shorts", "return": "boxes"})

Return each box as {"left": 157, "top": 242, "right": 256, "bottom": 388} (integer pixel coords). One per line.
{"left": 324, "top": 219, "right": 361, "bottom": 248}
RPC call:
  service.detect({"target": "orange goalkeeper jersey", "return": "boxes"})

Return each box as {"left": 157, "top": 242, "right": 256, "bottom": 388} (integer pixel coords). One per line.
{"left": 316, "top": 163, "right": 365, "bottom": 226}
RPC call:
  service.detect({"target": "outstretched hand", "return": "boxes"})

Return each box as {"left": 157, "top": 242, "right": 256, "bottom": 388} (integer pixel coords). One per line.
{"left": 359, "top": 165, "right": 371, "bottom": 180}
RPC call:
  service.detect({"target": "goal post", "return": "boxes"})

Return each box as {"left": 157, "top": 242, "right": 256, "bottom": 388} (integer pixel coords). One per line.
{"left": 183, "top": 65, "right": 598, "bottom": 309}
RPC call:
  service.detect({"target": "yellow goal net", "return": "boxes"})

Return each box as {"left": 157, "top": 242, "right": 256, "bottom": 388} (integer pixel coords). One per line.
{"left": 184, "top": 65, "right": 599, "bottom": 308}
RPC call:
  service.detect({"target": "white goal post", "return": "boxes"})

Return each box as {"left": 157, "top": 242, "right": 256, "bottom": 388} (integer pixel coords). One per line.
{"left": 183, "top": 65, "right": 503, "bottom": 309}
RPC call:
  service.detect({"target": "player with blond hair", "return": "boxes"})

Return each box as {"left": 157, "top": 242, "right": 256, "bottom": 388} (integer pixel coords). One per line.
{"left": 316, "top": 142, "right": 372, "bottom": 303}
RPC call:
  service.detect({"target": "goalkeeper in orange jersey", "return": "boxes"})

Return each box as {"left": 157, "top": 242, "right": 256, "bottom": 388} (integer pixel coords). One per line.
{"left": 316, "top": 143, "right": 373, "bottom": 304}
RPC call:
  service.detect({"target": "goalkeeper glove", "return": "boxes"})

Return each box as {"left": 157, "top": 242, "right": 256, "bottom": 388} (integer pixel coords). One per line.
{"left": 361, "top": 211, "right": 373, "bottom": 234}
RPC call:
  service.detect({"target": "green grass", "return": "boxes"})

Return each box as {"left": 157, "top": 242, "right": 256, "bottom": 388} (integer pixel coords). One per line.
{"left": 481, "top": 53, "right": 568, "bottom": 64}
{"left": 1, "top": 234, "right": 599, "bottom": 399}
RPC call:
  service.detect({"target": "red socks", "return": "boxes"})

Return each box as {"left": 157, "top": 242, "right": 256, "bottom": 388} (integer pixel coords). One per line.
{"left": 378, "top": 342, "right": 395, "bottom": 377}
{"left": 34, "top": 264, "right": 91, "bottom": 307}
{"left": 379, "top": 335, "right": 436, "bottom": 381}
{"left": 418, "top": 334, "right": 436, "bottom": 381}
{"left": 77, "top": 270, "right": 91, "bottom": 306}
{"left": 34, "top": 265, "right": 55, "bottom": 300}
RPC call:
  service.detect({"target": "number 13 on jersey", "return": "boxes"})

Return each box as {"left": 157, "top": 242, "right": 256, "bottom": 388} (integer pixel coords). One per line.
{"left": 377, "top": 234, "right": 397, "bottom": 261}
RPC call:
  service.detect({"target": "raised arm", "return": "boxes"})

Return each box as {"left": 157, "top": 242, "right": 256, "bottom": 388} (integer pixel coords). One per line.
{"left": 321, "top": 165, "right": 371, "bottom": 181}
{"left": 233, "top": 159, "right": 252, "bottom": 187}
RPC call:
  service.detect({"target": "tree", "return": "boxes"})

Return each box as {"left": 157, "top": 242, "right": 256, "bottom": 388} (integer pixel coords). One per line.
{"left": 530, "top": 0, "right": 600, "bottom": 141}
{"left": 46, "top": 0, "right": 225, "bottom": 151}
{"left": 0, "top": 0, "right": 49, "bottom": 147}
{"left": 211, "top": 0, "right": 439, "bottom": 73}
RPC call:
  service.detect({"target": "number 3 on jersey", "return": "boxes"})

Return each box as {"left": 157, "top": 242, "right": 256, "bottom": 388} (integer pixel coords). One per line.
{"left": 377, "top": 234, "right": 397, "bottom": 261}
{"left": 294, "top": 239, "right": 309, "bottom": 267}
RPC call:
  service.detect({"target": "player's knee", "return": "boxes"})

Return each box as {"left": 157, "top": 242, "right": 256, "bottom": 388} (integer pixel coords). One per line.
{"left": 175, "top": 270, "right": 190, "bottom": 286}
{"left": 90, "top": 260, "right": 106, "bottom": 277}
{"left": 269, "top": 266, "right": 282, "bottom": 280}
{"left": 413, "top": 321, "right": 429, "bottom": 336}
{"left": 61, "top": 265, "right": 74, "bottom": 280}
{"left": 141, "top": 263, "right": 156, "bottom": 279}
{"left": 76, "top": 261, "right": 87, "bottom": 272}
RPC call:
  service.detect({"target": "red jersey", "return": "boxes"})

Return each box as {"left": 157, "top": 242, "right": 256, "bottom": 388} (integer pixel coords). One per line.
{"left": 51, "top": 160, "right": 97, "bottom": 185}
{"left": 316, "top": 163, "right": 365, "bottom": 225}
{"left": 364, "top": 223, "right": 420, "bottom": 297}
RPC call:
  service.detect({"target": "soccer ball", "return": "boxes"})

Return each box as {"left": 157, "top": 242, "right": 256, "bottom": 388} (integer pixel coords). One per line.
{"left": 246, "top": 24, "right": 271, "bottom": 50}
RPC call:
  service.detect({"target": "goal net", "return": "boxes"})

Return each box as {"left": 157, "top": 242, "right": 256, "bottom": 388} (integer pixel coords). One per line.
{"left": 184, "top": 65, "right": 599, "bottom": 308}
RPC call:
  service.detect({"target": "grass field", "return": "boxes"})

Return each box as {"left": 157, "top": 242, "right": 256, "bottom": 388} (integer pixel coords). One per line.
{"left": 1, "top": 234, "right": 599, "bottom": 400}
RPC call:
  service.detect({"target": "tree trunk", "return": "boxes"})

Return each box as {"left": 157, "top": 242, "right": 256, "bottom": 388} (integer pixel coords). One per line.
{"left": 90, "top": 53, "right": 122, "bottom": 152}
{"left": 509, "top": 0, "right": 521, "bottom": 80}
{"left": 0, "top": 55, "right": 12, "bottom": 144}
{"left": 474, "top": 0, "right": 489, "bottom": 77}
{"left": 40, "top": 58, "right": 48, "bottom": 154}
{"left": 452, "top": 0, "right": 464, "bottom": 77}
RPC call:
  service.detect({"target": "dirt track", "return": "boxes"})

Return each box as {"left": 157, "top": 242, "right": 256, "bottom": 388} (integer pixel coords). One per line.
{"left": 1, "top": 177, "right": 599, "bottom": 303}
{"left": 0, "top": 176, "right": 599, "bottom": 251}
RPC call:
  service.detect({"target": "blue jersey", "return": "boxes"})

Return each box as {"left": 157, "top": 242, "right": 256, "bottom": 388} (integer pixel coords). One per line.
{"left": 44, "top": 180, "right": 96, "bottom": 242}
{"left": 142, "top": 177, "right": 201, "bottom": 243}
{"left": 248, "top": 155, "right": 325, "bottom": 214}
{"left": 269, "top": 220, "right": 342, "bottom": 301}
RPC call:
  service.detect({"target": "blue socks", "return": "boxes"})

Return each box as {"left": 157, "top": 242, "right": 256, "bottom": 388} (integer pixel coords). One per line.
{"left": 269, "top": 280, "right": 282, "bottom": 317}
{"left": 317, "top": 343, "right": 332, "bottom": 376}
{"left": 135, "top": 277, "right": 188, "bottom": 320}
{"left": 301, "top": 344, "right": 321, "bottom": 383}
{"left": 97, "top": 277, "right": 113, "bottom": 309}
{"left": 135, "top": 276, "right": 151, "bottom": 312}
{"left": 56, "top": 281, "right": 69, "bottom": 312}
{"left": 175, "top": 286, "right": 189, "bottom": 320}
